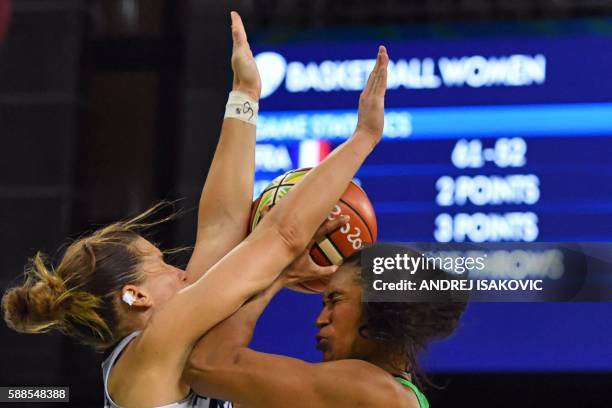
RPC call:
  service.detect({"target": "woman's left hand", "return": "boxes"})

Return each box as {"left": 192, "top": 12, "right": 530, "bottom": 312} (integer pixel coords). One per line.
{"left": 230, "top": 11, "right": 261, "bottom": 101}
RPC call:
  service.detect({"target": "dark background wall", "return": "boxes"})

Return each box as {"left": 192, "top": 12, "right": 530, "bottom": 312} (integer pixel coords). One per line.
{"left": 0, "top": 0, "right": 611, "bottom": 406}
{"left": 0, "top": 0, "right": 82, "bottom": 396}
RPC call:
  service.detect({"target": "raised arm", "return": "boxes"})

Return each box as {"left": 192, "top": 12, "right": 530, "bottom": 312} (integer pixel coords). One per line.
{"left": 134, "top": 44, "right": 389, "bottom": 394}
{"left": 185, "top": 11, "right": 260, "bottom": 283}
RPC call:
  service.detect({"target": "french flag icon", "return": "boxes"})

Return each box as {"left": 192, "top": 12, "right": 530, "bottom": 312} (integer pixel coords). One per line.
{"left": 298, "top": 139, "right": 332, "bottom": 168}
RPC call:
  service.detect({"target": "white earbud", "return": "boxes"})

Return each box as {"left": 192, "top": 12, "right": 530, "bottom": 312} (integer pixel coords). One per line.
{"left": 122, "top": 291, "right": 135, "bottom": 306}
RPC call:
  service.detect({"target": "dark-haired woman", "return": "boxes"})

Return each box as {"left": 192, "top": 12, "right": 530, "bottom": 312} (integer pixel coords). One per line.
{"left": 2, "top": 12, "right": 390, "bottom": 408}
{"left": 186, "top": 249, "right": 467, "bottom": 408}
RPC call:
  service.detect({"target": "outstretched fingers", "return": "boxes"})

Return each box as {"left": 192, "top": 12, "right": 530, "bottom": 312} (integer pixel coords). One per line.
{"left": 372, "top": 46, "right": 389, "bottom": 97}
{"left": 230, "top": 11, "right": 248, "bottom": 49}
{"left": 314, "top": 215, "right": 349, "bottom": 243}
{"left": 363, "top": 46, "right": 388, "bottom": 97}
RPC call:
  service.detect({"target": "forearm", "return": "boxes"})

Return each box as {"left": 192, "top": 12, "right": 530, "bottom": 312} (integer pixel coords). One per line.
{"left": 188, "top": 277, "right": 285, "bottom": 372}
{"left": 186, "top": 11, "right": 261, "bottom": 283}
{"left": 185, "top": 117, "right": 255, "bottom": 283}
{"left": 197, "top": 117, "right": 255, "bottom": 228}
{"left": 266, "top": 46, "right": 388, "bottom": 245}
{"left": 235, "top": 277, "right": 285, "bottom": 345}
{"left": 288, "top": 131, "right": 374, "bottom": 231}
{"left": 261, "top": 132, "right": 375, "bottom": 251}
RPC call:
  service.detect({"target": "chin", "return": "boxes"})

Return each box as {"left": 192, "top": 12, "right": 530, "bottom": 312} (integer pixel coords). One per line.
{"left": 324, "top": 350, "right": 350, "bottom": 362}
{"left": 322, "top": 351, "right": 334, "bottom": 362}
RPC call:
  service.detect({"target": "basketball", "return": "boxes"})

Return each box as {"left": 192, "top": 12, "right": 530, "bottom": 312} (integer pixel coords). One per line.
{"left": 249, "top": 168, "right": 378, "bottom": 293}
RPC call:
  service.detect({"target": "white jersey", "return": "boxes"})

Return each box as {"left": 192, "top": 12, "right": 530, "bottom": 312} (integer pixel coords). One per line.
{"left": 102, "top": 331, "right": 232, "bottom": 408}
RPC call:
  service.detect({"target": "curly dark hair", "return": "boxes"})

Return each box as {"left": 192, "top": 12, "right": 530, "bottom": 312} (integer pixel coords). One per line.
{"left": 343, "top": 248, "right": 468, "bottom": 385}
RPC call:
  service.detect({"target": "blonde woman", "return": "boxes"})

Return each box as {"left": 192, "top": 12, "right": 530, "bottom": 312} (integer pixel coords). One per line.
{"left": 2, "top": 11, "right": 389, "bottom": 408}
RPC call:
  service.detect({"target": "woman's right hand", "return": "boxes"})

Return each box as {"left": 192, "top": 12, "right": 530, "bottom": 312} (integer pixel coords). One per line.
{"left": 230, "top": 11, "right": 261, "bottom": 102}
{"left": 281, "top": 215, "right": 349, "bottom": 289}
{"left": 354, "top": 46, "right": 389, "bottom": 148}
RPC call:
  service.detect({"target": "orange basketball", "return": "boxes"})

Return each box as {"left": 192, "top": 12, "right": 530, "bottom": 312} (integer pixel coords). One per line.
{"left": 249, "top": 168, "right": 378, "bottom": 293}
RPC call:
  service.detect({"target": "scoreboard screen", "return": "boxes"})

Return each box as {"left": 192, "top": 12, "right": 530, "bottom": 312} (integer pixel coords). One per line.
{"left": 249, "top": 19, "right": 612, "bottom": 372}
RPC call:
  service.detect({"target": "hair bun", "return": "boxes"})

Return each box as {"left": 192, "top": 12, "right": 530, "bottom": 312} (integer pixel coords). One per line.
{"left": 2, "top": 286, "right": 32, "bottom": 332}
{"left": 2, "top": 254, "right": 69, "bottom": 334}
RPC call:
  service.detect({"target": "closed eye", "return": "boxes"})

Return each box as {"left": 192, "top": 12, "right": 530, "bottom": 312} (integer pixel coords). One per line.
{"left": 326, "top": 294, "right": 342, "bottom": 306}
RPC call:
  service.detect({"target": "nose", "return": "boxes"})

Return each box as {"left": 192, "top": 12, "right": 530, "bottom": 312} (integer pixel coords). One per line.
{"left": 316, "top": 305, "right": 331, "bottom": 329}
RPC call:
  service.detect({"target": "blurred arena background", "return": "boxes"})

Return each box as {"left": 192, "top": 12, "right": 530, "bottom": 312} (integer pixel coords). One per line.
{"left": 1, "top": 0, "right": 612, "bottom": 406}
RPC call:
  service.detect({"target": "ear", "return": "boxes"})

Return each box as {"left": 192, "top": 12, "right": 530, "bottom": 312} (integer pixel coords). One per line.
{"left": 121, "top": 285, "right": 153, "bottom": 309}
{"left": 358, "top": 324, "right": 371, "bottom": 340}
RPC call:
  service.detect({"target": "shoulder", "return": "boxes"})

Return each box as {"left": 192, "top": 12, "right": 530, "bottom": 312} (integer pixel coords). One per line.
{"left": 107, "top": 331, "right": 190, "bottom": 406}
{"left": 312, "top": 360, "right": 421, "bottom": 408}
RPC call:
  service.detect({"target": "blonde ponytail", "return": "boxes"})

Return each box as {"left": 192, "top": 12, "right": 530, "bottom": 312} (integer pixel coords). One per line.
{"left": 2, "top": 201, "right": 179, "bottom": 348}
{"left": 2, "top": 252, "right": 111, "bottom": 342}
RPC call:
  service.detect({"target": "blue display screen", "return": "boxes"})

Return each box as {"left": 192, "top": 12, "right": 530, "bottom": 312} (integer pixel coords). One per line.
{"left": 249, "top": 19, "right": 612, "bottom": 372}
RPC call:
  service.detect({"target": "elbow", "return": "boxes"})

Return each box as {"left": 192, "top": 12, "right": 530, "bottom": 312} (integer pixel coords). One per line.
{"left": 185, "top": 360, "right": 212, "bottom": 387}
{"left": 186, "top": 350, "right": 213, "bottom": 380}
{"left": 187, "top": 347, "right": 237, "bottom": 380}
{"left": 184, "top": 355, "right": 217, "bottom": 397}
{"left": 186, "top": 347, "right": 247, "bottom": 393}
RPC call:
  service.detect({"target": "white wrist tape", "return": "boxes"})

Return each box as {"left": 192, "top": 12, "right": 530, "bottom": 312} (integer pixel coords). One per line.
{"left": 225, "top": 91, "right": 259, "bottom": 125}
